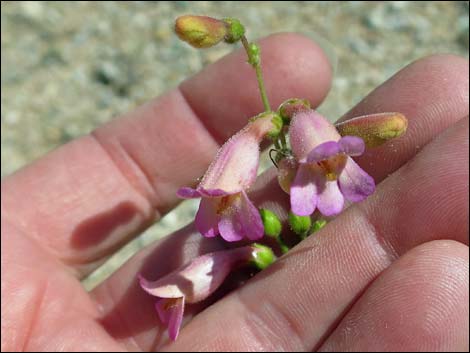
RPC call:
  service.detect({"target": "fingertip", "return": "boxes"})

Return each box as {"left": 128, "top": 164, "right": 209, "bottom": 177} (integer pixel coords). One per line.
{"left": 180, "top": 32, "right": 333, "bottom": 142}
{"left": 258, "top": 32, "right": 333, "bottom": 109}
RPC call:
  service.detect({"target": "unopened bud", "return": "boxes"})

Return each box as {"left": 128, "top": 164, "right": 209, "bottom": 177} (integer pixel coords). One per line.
{"left": 259, "top": 209, "right": 282, "bottom": 238}
{"left": 335, "top": 112, "right": 408, "bottom": 148}
{"left": 251, "top": 244, "right": 276, "bottom": 270}
{"left": 311, "top": 219, "right": 327, "bottom": 233}
{"left": 223, "top": 18, "right": 245, "bottom": 43}
{"left": 175, "top": 15, "right": 227, "bottom": 48}
{"left": 249, "top": 112, "right": 283, "bottom": 139}
{"left": 288, "top": 211, "right": 312, "bottom": 237}
{"left": 278, "top": 98, "right": 311, "bottom": 123}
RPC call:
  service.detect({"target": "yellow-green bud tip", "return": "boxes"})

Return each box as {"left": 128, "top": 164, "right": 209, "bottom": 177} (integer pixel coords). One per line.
{"left": 175, "top": 15, "right": 227, "bottom": 48}
{"left": 259, "top": 209, "right": 282, "bottom": 238}
{"left": 335, "top": 112, "right": 408, "bottom": 148}
{"left": 251, "top": 244, "right": 276, "bottom": 270}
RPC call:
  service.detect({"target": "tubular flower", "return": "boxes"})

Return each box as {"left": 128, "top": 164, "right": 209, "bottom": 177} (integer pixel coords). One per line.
{"left": 139, "top": 245, "right": 267, "bottom": 341}
{"left": 289, "top": 110, "right": 375, "bottom": 217}
{"left": 178, "top": 112, "right": 282, "bottom": 242}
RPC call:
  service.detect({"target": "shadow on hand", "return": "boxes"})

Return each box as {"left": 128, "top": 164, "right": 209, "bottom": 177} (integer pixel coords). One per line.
{"left": 71, "top": 201, "right": 142, "bottom": 249}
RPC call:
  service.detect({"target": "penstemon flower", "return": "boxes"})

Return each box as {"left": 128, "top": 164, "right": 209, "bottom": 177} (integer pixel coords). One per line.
{"left": 139, "top": 244, "right": 275, "bottom": 341}
{"left": 177, "top": 112, "right": 282, "bottom": 242}
{"left": 137, "top": 14, "right": 409, "bottom": 342}
{"left": 288, "top": 109, "right": 376, "bottom": 216}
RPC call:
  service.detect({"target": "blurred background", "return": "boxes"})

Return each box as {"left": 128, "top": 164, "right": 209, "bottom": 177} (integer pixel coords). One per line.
{"left": 2, "top": 1, "right": 469, "bottom": 288}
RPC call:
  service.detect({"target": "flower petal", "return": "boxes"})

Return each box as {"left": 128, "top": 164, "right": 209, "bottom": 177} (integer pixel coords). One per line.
{"left": 289, "top": 110, "right": 341, "bottom": 161}
{"left": 338, "top": 136, "right": 365, "bottom": 156}
{"left": 217, "top": 192, "right": 263, "bottom": 241}
{"left": 139, "top": 274, "right": 186, "bottom": 299}
{"left": 338, "top": 157, "right": 375, "bottom": 202}
{"left": 290, "top": 164, "right": 318, "bottom": 216}
{"left": 176, "top": 187, "right": 201, "bottom": 199}
{"left": 306, "top": 141, "right": 341, "bottom": 163}
{"left": 218, "top": 209, "right": 244, "bottom": 242}
{"left": 167, "top": 297, "right": 185, "bottom": 340}
{"left": 140, "top": 247, "right": 255, "bottom": 303}
{"left": 155, "top": 298, "right": 172, "bottom": 325}
{"left": 199, "top": 126, "right": 260, "bottom": 194}
{"left": 198, "top": 188, "right": 230, "bottom": 197}
{"left": 238, "top": 191, "right": 264, "bottom": 241}
{"left": 195, "top": 198, "right": 219, "bottom": 237}
{"left": 317, "top": 179, "right": 344, "bottom": 216}
{"left": 155, "top": 297, "right": 185, "bottom": 341}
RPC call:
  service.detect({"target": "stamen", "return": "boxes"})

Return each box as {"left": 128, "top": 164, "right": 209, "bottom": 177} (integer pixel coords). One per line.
{"left": 216, "top": 196, "right": 231, "bottom": 214}
{"left": 317, "top": 160, "right": 338, "bottom": 181}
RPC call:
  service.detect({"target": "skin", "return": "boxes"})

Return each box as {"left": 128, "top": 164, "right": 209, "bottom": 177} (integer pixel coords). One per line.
{"left": 1, "top": 33, "right": 468, "bottom": 352}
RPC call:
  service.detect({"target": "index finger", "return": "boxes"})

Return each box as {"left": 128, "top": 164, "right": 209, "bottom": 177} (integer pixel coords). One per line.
{"left": 1, "top": 33, "right": 332, "bottom": 277}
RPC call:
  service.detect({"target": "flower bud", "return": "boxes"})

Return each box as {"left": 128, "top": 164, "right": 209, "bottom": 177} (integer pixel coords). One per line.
{"left": 251, "top": 243, "right": 276, "bottom": 270}
{"left": 311, "top": 219, "right": 327, "bottom": 233}
{"left": 259, "top": 208, "right": 282, "bottom": 238}
{"left": 223, "top": 18, "right": 245, "bottom": 43}
{"left": 288, "top": 211, "right": 312, "bottom": 236}
{"left": 175, "top": 15, "right": 228, "bottom": 48}
{"left": 249, "top": 111, "right": 283, "bottom": 139}
{"left": 335, "top": 112, "right": 408, "bottom": 148}
{"left": 278, "top": 98, "right": 311, "bottom": 123}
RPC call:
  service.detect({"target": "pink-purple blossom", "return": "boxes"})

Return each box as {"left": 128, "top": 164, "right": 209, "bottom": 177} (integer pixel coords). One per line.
{"left": 178, "top": 113, "right": 280, "bottom": 242}
{"left": 139, "top": 246, "right": 259, "bottom": 341}
{"left": 288, "top": 110, "right": 375, "bottom": 217}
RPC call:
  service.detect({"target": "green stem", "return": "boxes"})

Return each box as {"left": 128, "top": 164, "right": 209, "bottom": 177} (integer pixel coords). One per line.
{"left": 279, "top": 131, "right": 287, "bottom": 149}
{"left": 254, "top": 65, "right": 271, "bottom": 112}
{"left": 241, "top": 35, "right": 271, "bottom": 112}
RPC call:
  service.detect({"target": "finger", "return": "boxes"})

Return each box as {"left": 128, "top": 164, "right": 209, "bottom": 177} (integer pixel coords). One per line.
{"left": 1, "top": 33, "right": 332, "bottom": 277}
{"left": 160, "top": 117, "right": 468, "bottom": 351}
{"left": 91, "top": 55, "right": 469, "bottom": 349}
{"left": 319, "top": 240, "right": 469, "bottom": 352}
{"left": 339, "top": 54, "right": 469, "bottom": 182}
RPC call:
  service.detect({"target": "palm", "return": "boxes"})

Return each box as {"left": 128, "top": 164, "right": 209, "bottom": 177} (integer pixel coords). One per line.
{"left": 2, "top": 34, "right": 468, "bottom": 352}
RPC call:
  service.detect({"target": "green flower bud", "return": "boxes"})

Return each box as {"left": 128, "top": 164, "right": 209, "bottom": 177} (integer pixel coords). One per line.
{"left": 223, "top": 18, "right": 245, "bottom": 43}
{"left": 259, "top": 209, "right": 282, "bottom": 238}
{"left": 288, "top": 211, "right": 312, "bottom": 236}
{"left": 278, "top": 98, "right": 311, "bottom": 123}
{"left": 251, "top": 243, "right": 276, "bottom": 270}
{"left": 311, "top": 219, "right": 327, "bottom": 233}
{"left": 175, "top": 15, "right": 227, "bottom": 48}
{"left": 247, "top": 43, "right": 260, "bottom": 66}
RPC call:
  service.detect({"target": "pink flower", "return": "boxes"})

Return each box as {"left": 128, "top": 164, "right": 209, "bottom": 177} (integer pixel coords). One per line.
{"left": 139, "top": 246, "right": 260, "bottom": 341}
{"left": 178, "top": 113, "right": 281, "bottom": 242}
{"left": 289, "top": 110, "right": 375, "bottom": 217}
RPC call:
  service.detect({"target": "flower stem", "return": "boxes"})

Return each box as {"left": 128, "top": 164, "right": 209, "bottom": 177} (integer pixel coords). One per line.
{"left": 241, "top": 35, "right": 271, "bottom": 112}
{"left": 279, "top": 130, "right": 287, "bottom": 149}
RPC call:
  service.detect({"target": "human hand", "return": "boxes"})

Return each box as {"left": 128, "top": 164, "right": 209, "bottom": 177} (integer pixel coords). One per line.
{"left": 2, "top": 34, "right": 468, "bottom": 351}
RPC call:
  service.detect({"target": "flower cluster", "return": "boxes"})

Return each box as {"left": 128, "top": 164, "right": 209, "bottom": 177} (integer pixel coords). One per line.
{"left": 139, "top": 15, "right": 408, "bottom": 341}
